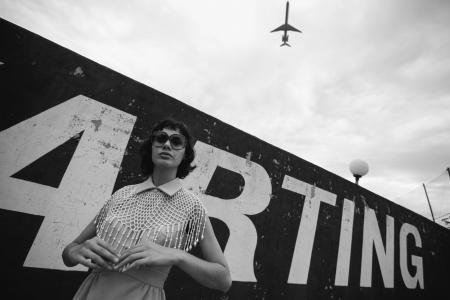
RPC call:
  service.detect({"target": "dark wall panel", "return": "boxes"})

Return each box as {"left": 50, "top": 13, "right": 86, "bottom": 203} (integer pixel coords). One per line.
{"left": 1, "top": 18, "right": 449, "bottom": 299}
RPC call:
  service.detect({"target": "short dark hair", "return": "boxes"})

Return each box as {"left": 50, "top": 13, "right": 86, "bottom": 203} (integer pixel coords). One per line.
{"left": 140, "top": 118, "right": 196, "bottom": 179}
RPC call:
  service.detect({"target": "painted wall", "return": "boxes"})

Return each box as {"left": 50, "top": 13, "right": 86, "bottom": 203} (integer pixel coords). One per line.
{"left": 1, "top": 19, "right": 449, "bottom": 299}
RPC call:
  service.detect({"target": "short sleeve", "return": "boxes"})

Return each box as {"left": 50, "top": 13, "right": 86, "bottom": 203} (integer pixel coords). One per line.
{"left": 183, "top": 196, "right": 207, "bottom": 251}
{"left": 93, "top": 186, "right": 128, "bottom": 227}
{"left": 93, "top": 196, "right": 113, "bottom": 228}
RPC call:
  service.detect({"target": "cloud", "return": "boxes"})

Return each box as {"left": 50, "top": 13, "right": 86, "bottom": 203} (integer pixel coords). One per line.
{"left": 1, "top": 0, "right": 449, "bottom": 215}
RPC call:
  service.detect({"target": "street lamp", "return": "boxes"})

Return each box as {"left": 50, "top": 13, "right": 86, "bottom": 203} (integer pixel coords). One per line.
{"left": 349, "top": 159, "right": 369, "bottom": 185}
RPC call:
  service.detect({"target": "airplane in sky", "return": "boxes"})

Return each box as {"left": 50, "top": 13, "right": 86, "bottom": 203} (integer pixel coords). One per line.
{"left": 271, "top": 1, "right": 302, "bottom": 47}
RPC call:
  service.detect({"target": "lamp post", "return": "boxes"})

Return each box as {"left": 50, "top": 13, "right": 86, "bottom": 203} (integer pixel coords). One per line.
{"left": 349, "top": 159, "right": 369, "bottom": 185}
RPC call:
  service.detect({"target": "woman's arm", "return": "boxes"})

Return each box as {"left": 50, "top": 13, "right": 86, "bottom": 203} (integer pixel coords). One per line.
{"left": 62, "top": 219, "right": 119, "bottom": 270}
{"left": 175, "top": 217, "right": 232, "bottom": 292}
{"left": 116, "top": 217, "right": 232, "bottom": 292}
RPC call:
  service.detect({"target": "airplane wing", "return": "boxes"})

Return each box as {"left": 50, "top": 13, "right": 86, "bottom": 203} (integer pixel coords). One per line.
{"left": 286, "top": 24, "right": 302, "bottom": 33}
{"left": 271, "top": 24, "right": 286, "bottom": 32}
{"left": 271, "top": 24, "right": 302, "bottom": 33}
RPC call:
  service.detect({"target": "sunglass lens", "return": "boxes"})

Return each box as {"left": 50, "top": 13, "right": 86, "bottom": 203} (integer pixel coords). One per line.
{"left": 153, "top": 132, "right": 169, "bottom": 144}
{"left": 170, "top": 135, "right": 185, "bottom": 149}
{"left": 152, "top": 132, "right": 186, "bottom": 149}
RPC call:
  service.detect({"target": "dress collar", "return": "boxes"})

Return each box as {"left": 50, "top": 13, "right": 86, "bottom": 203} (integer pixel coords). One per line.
{"left": 134, "top": 177, "right": 183, "bottom": 197}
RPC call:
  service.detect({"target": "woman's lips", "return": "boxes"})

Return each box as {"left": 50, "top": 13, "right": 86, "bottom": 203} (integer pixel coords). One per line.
{"left": 159, "top": 152, "right": 173, "bottom": 158}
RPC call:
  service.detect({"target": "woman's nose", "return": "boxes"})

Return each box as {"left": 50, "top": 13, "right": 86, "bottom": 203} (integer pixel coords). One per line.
{"left": 162, "top": 139, "right": 172, "bottom": 149}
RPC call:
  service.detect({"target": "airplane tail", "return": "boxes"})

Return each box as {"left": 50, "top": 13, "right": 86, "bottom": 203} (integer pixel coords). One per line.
{"left": 281, "top": 42, "right": 291, "bottom": 47}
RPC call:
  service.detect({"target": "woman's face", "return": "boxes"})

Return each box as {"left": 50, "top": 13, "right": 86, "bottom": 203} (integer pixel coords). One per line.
{"left": 151, "top": 127, "right": 186, "bottom": 171}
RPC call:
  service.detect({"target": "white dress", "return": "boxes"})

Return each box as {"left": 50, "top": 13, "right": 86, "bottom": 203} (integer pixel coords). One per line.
{"left": 73, "top": 178, "right": 207, "bottom": 300}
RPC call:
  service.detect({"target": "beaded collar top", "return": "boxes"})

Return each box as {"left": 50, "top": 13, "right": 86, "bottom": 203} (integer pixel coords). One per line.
{"left": 94, "top": 177, "right": 207, "bottom": 256}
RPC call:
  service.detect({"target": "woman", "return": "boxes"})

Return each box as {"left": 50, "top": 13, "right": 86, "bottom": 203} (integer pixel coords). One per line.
{"left": 62, "top": 118, "right": 232, "bottom": 299}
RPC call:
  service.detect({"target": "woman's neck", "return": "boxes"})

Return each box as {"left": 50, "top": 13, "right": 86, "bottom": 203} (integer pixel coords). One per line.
{"left": 151, "top": 167, "right": 177, "bottom": 186}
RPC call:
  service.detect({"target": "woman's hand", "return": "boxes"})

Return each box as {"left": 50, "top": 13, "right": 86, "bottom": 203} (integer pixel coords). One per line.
{"left": 114, "top": 241, "right": 180, "bottom": 272}
{"left": 66, "top": 237, "right": 119, "bottom": 271}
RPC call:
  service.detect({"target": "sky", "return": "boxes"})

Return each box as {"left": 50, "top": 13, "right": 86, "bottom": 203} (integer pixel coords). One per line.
{"left": 1, "top": 0, "right": 449, "bottom": 220}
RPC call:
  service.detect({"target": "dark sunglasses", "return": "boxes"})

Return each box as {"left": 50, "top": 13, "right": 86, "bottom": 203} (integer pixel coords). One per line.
{"left": 151, "top": 131, "right": 187, "bottom": 150}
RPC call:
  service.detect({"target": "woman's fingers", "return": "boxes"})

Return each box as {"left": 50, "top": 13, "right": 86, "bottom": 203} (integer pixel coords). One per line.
{"left": 76, "top": 240, "right": 173, "bottom": 271}
{"left": 93, "top": 240, "right": 119, "bottom": 264}
{"left": 117, "top": 244, "right": 145, "bottom": 263}
{"left": 78, "top": 257, "right": 101, "bottom": 270}
{"left": 96, "top": 238, "right": 119, "bottom": 260}
{"left": 122, "top": 258, "right": 147, "bottom": 272}
{"left": 68, "top": 237, "right": 119, "bottom": 269}
{"left": 76, "top": 249, "right": 108, "bottom": 270}
{"left": 114, "top": 252, "right": 145, "bottom": 270}
{"left": 82, "top": 237, "right": 118, "bottom": 265}
{"left": 87, "top": 251, "right": 114, "bottom": 270}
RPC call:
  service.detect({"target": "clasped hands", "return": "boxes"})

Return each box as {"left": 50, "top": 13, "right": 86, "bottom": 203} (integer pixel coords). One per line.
{"left": 71, "top": 237, "right": 179, "bottom": 272}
